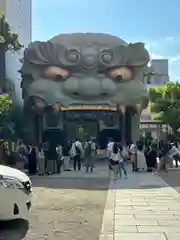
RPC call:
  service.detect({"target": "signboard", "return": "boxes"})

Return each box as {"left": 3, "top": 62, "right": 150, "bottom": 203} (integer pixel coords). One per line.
{"left": 60, "top": 105, "right": 116, "bottom": 111}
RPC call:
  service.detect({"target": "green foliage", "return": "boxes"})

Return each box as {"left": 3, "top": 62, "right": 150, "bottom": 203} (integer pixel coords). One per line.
{"left": 0, "top": 93, "right": 12, "bottom": 115}
{"left": 0, "top": 94, "right": 12, "bottom": 134}
{"left": 149, "top": 82, "right": 180, "bottom": 133}
{"left": 0, "top": 13, "right": 23, "bottom": 51}
{"left": 0, "top": 96, "right": 25, "bottom": 139}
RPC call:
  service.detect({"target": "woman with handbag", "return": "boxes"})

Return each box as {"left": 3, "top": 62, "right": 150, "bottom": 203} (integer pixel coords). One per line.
{"left": 38, "top": 146, "right": 45, "bottom": 175}
{"left": 109, "top": 142, "right": 120, "bottom": 180}
{"left": 118, "top": 144, "right": 128, "bottom": 178}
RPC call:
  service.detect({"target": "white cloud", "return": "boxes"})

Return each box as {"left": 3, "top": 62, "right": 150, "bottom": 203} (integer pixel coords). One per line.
{"left": 145, "top": 36, "right": 180, "bottom": 80}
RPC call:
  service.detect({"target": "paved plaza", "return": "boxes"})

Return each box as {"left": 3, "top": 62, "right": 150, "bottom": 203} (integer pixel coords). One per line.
{"left": 99, "top": 166, "right": 180, "bottom": 240}
{"left": 0, "top": 164, "right": 109, "bottom": 240}
{"left": 1, "top": 164, "right": 180, "bottom": 239}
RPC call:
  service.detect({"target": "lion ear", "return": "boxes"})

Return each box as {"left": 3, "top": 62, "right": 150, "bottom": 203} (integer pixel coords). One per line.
{"left": 24, "top": 41, "right": 48, "bottom": 65}
{"left": 24, "top": 41, "right": 62, "bottom": 65}
{"left": 129, "top": 42, "right": 145, "bottom": 48}
{"left": 126, "top": 42, "right": 150, "bottom": 66}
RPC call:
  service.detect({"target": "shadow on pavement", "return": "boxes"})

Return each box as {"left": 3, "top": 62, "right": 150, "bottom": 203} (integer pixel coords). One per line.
{"left": 0, "top": 219, "right": 29, "bottom": 240}
{"left": 30, "top": 163, "right": 110, "bottom": 190}
{"left": 31, "top": 176, "right": 110, "bottom": 190}
{"left": 29, "top": 164, "right": 180, "bottom": 191}
{"left": 161, "top": 169, "right": 180, "bottom": 194}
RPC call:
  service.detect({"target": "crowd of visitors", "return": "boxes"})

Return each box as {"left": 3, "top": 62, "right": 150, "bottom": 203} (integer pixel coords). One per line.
{"left": 0, "top": 138, "right": 98, "bottom": 176}
{"left": 107, "top": 138, "right": 180, "bottom": 180}
{"left": 1, "top": 136, "right": 180, "bottom": 179}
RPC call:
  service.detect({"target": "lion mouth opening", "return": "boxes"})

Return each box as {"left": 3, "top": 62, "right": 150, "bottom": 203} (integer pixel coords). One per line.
{"left": 71, "top": 91, "right": 111, "bottom": 99}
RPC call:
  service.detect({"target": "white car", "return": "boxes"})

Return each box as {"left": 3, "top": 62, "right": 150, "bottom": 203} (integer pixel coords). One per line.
{"left": 0, "top": 165, "right": 32, "bottom": 220}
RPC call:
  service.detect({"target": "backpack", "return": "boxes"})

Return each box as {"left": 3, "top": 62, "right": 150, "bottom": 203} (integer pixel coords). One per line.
{"left": 75, "top": 145, "right": 81, "bottom": 155}
{"left": 86, "top": 142, "right": 92, "bottom": 156}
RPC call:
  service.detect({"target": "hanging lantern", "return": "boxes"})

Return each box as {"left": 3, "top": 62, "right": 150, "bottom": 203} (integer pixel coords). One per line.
{"left": 52, "top": 103, "right": 59, "bottom": 112}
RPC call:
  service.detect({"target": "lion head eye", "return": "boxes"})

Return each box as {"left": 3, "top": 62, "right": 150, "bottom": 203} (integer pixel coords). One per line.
{"left": 107, "top": 67, "right": 133, "bottom": 81}
{"left": 43, "top": 66, "right": 71, "bottom": 79}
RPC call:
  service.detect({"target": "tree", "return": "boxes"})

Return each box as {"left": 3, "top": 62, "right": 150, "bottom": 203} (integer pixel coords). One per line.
{"left": 0, "top": 93, "right": 12, "bottom": 131}
{"left": 149, "top": 82, "right": 180, "bottom": 134}
{"left": 0, "top": 11, "right": 23, "bottom": 139}
{"left": 0, "top": 12, "right": 23, "bottom": 51}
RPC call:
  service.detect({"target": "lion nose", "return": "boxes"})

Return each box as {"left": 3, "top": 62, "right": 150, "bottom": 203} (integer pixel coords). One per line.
{"left": 82, "top": 55, "right": 96, "bottom": 67}
{"left": 81, "top": 47, "right": 98, "bottom": 69}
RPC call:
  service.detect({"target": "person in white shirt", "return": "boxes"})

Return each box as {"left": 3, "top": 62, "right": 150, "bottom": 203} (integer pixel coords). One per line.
{"left": 136, "top": 144, "right": 147, "bottom": 171}
{"left": 130, "top": 143, "right": 137, "bottom": 171}
{"left": 118, "top": 144, "right": 127, "bottom": 178}
{"left": 106, "top": 138, "right": 114, "bottom": 159}
{"left": 170, "top": 143, "right": 180, "bottom": 168}
{"left": 109, "top": 142, "right": 119, "bottom": 180}
{"left": 70, "top": 139, "right": 84, "bottom": 171}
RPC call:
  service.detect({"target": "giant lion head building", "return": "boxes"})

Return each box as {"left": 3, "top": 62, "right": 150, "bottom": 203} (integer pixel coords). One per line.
{"left": 21, "top": 33, "right": 150, "bottom": 147}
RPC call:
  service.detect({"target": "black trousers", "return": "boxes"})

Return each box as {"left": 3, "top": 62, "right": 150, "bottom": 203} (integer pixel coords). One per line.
{"left": 132, "top": 154, "right": 137, "bottom": 171}
{"left": 73, "top": 154, "right": 81, "bottom": 170}
{"left": 174, "top": 155, "right": 180, "bottom": 167}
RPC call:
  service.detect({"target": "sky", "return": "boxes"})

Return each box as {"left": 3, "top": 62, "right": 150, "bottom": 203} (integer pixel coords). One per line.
{"left": 32, "top": 0, "right": 180, "bottom": 80}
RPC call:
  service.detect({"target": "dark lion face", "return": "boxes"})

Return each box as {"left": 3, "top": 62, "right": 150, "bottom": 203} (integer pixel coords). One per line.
{"left": 21, "top": 33, "right": 150, "bottom": 112}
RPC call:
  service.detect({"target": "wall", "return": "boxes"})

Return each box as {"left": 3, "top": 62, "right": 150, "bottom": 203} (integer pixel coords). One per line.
{"left": 0, "top": 44, "right": 5, "bottom": 91}
{"left": 0, "top": 0, "right": 6, "bottom": 12}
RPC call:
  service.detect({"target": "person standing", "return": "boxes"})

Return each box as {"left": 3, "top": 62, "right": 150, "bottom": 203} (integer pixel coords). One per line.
{"left": 27, "top": 144, "right": 38, "bottom": 175}
{"left": 136, "top": 144, "right": 147, "bottom": 171}
{"left": 16, "top": 141, "right": 28, "bottom": 170}
{"left": 130, "top": 143, "right": 137, "bottom": 171}
{"left": 85, "top": 138, "right": 96, "bottom": 173}
{"left": 155, "top": 142, "right": 171, "bottom": 174}
{"left": 37, "top": 145, "right": 45, "bottom": 175}
{"left": 109, "top": 142, "right": 120, "bottom": 180}
{"left": 70, "top": 139, "right": 84, "bottom": 171}
{"left": 56, "top": 144, "right": 63, "bottom": 173}
{"left": 170, "top": 143, "right": 180, "bottom": 168}
{"left": 118, "top": 144, "right": 127, "bottom": 178}
{"left": 106, "top": 138, "right": 114, "bottom": 159}
{"left": 42, "top": 141, "right": 49, "bottom": 174}
{"left": 62, "top": 141, "right": 72, "bottom": 171}
{"left": 146, "top": 144, "right": 157, "bottom": 172}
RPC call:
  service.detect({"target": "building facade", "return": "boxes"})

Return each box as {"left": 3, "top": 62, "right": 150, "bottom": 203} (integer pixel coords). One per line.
{"left": 0, "top": 0, "right": 32, "bottom": 105}
{"left": 140, "top": 59, "right": 170, "bottom": 139}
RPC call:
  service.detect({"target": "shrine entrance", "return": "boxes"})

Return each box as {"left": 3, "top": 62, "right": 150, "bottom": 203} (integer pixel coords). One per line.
{"left": 63, "top": 109, "right": 120, "bottom": 146}
{"left": 65, "top": 121, "right": 98, "bottom": 141}
{"left": 63, "top": 110, "right": 99, "bottom": 141}
{"left": 40, "top": 107, "right": 136, "bottom": 148}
